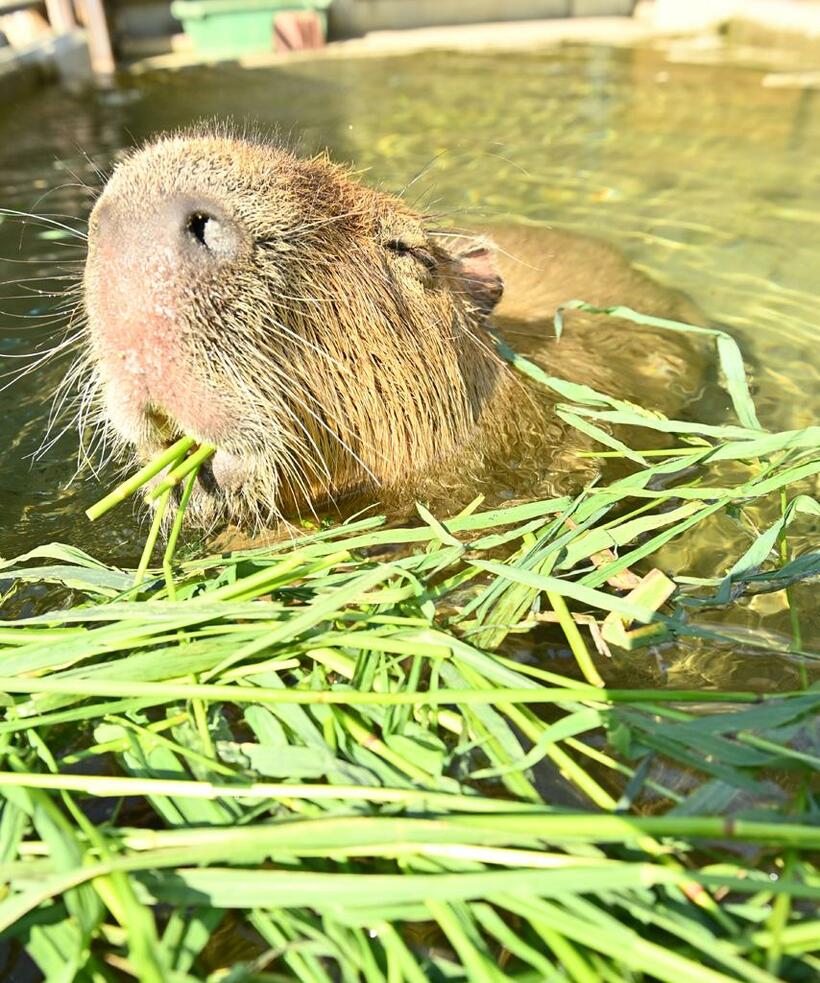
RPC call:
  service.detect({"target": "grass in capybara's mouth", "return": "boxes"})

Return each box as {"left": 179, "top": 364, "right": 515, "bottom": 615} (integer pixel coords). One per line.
{"left": 0, "top": 305, "right": 818, "bottom": 981}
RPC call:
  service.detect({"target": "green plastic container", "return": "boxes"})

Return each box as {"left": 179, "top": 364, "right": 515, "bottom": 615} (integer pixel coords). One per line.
{"left": 171, "top": 0, "right": 332, "bottom": 57}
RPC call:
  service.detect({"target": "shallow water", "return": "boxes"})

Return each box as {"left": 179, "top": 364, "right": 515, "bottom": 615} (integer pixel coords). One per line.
{"left": 0, "top": 45, "right": 816, "bottom": 676}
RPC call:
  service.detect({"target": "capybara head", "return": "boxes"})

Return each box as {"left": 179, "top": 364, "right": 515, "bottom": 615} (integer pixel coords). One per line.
{"left": 83, "top": 129, "right": 509, "bottom": 528}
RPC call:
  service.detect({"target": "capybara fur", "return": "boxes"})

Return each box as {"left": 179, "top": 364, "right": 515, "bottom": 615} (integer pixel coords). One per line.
{"left": 83, "top": 128, "right": 703, "bottom": 531}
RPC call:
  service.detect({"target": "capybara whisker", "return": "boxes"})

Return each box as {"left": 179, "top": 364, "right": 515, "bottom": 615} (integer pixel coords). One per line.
{"left": 0, "top": 207, "right": 88, "bottom": 241}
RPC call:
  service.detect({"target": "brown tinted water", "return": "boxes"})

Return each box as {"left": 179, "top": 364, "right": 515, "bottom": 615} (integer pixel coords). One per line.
{"left": 0, "top": 45, "right": 816, "bottom": 679}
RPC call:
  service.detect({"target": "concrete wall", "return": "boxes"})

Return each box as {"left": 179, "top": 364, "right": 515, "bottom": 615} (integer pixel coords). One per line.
{"left": 109, "top": 0, "right": 178, "bottom": 39}
{"left": 331, "top": 1, "right": 637, "bottom": 38}
{"left": 108, "top": 0, "right": 637, "bottom": 43}
{"left": 108, "top": 0, "right": 638, "bottom": 43}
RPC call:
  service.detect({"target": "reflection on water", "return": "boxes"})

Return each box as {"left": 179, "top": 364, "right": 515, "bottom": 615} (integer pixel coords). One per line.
{"left": 0, "top": 45, "right": 816, "bottom": 676}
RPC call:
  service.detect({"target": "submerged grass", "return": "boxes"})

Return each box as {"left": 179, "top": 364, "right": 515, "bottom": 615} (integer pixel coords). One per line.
{"left": 0, "top": 306, "right": 818, "bottom": 981}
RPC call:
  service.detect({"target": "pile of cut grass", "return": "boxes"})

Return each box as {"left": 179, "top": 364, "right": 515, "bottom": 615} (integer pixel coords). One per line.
{"left": 0, "top": 306, "right": 817, "bottom": 982}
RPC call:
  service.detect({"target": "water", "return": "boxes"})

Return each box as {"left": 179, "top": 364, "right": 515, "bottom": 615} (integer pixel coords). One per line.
{"left": 0, "top": 44, "right": 816, "bottom": 676}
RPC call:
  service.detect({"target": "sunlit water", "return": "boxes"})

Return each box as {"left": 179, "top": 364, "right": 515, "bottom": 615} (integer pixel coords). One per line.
{"left": 0, "top": 45, "right": 816, "bottom": 683}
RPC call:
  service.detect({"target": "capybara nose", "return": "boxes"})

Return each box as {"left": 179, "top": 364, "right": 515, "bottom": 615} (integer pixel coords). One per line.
{"left": 91, "top": 193, "right": 245, "bottom": 269}
{"left": 182, "top": 207, "right": 242, "bottom": 260}
{"left": 85, "top": 190, "right": 251, "bottom": 447}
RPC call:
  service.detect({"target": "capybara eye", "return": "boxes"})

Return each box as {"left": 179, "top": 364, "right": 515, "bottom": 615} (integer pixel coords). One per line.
{"left": 385, "top": 238, "right": 410, "bottom": 256}
{"left": 386, "top": 238, "right": 436, "bottom": 271}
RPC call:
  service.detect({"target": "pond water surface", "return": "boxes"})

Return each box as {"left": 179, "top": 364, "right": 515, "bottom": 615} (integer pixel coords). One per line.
{"left": 0, "top": 44, "right": 816, "bottom": 684}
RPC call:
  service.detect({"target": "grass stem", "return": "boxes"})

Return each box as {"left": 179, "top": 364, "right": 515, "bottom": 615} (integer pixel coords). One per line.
{"left": 85, "top": 436, "right": 194, "bottom": 520}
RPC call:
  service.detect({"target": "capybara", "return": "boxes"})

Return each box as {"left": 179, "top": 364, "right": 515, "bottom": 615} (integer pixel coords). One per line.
{"left": 83, "top": 129, "right": 702, "bottom": 529}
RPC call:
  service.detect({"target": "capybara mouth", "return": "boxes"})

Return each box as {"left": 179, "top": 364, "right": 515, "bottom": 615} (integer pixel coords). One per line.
{"left": 133, "top": 405, "right": 258, "bottom": 524}
{"left": 141, "top": 408, "right": 243, "bottom": 490}
{"left": 177, "top": 453, "right": 241, "bottom": 529}
{"left": 206, "top": 447, "right": 244, "bottom": 493}
{"left": 147, "top": 442, "right": 267, "bottom": 532}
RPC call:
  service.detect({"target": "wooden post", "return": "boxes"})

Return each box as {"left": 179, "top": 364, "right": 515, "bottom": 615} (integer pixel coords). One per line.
{"left": 44, "top": 0, "right": 76, "bottom": 34}
{"left": 76, "top": 0, "right": 115, "bottom": 76}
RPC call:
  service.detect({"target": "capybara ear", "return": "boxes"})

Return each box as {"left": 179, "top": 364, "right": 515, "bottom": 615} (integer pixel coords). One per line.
{"left": 450, "top": 237, "right": 504, "bottom": 314}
